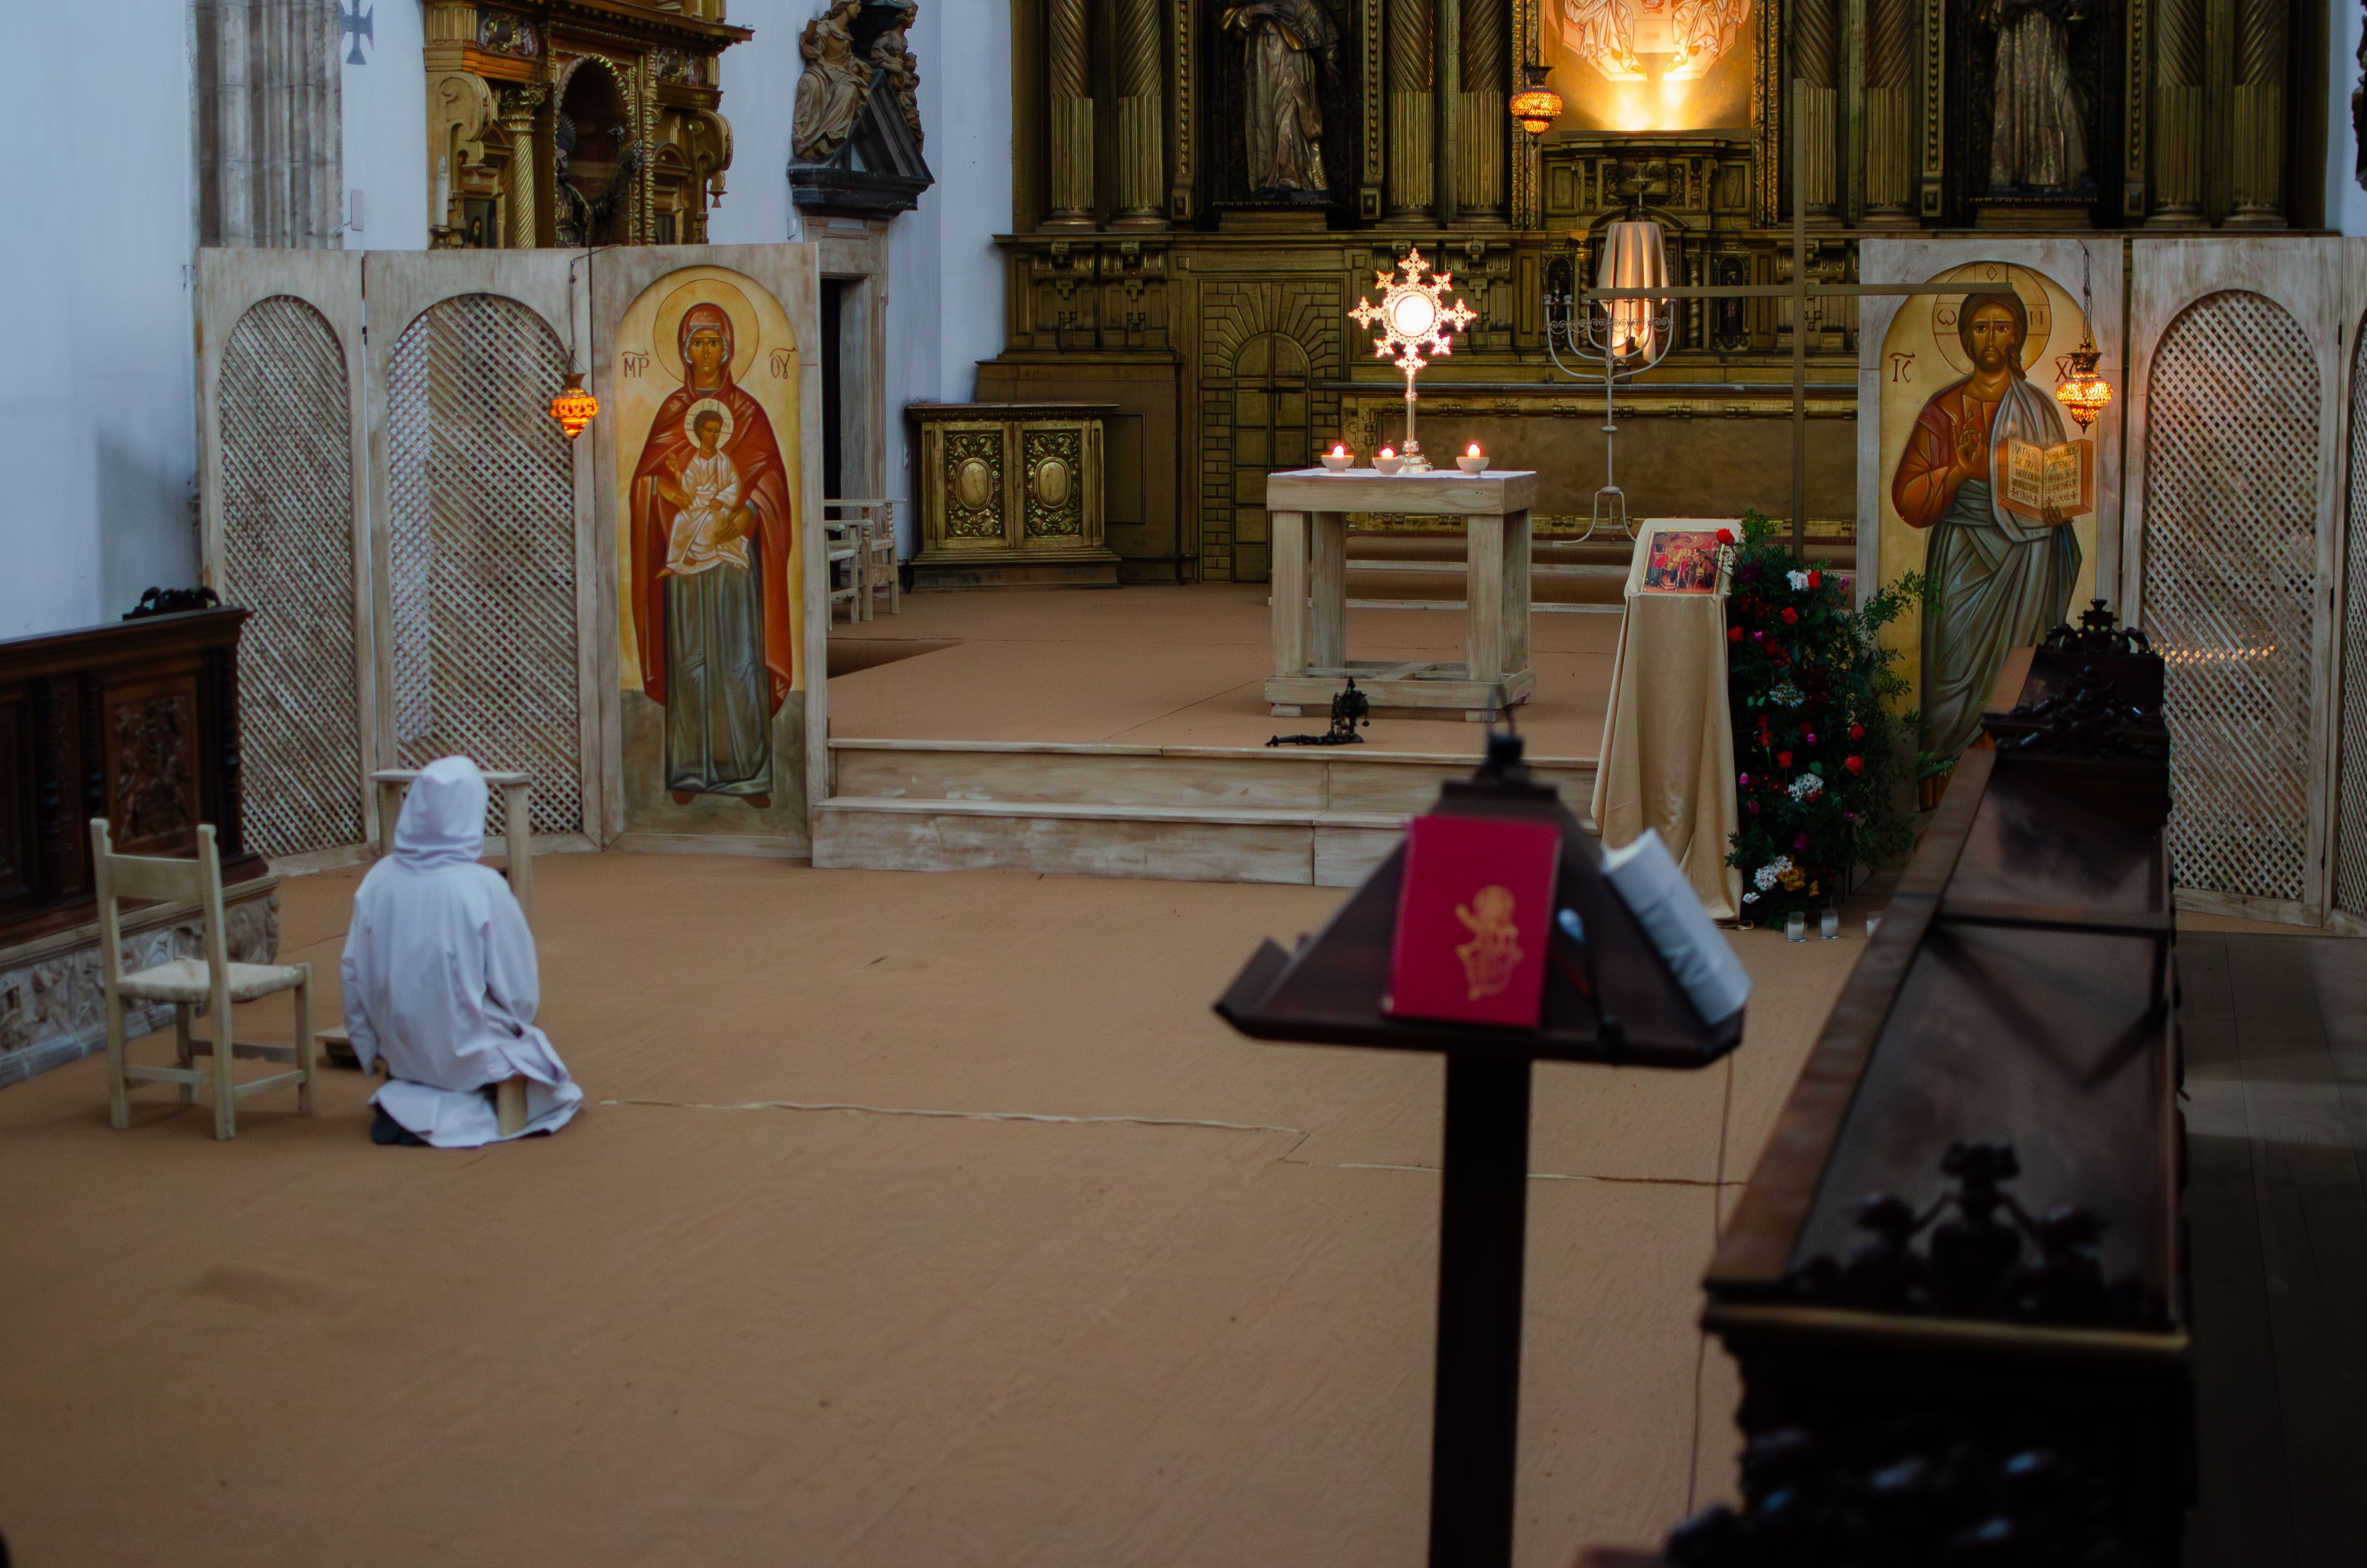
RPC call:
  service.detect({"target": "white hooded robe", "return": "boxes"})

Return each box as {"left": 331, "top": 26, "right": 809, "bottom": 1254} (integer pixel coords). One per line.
{"left": 340, "top": 756, "right": 583, "bottom": 1147}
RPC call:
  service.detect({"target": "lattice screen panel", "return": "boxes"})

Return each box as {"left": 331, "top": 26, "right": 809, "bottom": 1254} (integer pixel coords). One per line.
{"left": 2337, "top": 322, "right": 2367, "bottom": 919}
{"left": 384, "top": 295, "right": 580, "bottom": 839}
{"left": 2142, "top": 291, "right": 2320, "bottom": 904}
{"left": 218, "top": 296, "right": 364, "bottom": 858}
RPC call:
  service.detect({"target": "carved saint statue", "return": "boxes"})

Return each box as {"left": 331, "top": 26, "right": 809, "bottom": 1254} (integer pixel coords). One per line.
{"left": 1981, "top": 0, "right": 2091, "bottom": 192}
{"left": 869, "top": 1, "right": 924, "bottom": 149}
{"left": 1221, "top": 1, "right": 1339, "bottom": 197}
{"left": 792, "top": 0, "right": 871, "bottom": 164}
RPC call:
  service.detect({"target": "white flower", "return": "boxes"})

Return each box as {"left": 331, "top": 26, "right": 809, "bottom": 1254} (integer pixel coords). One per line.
{"left": 1787, "top": 569, "right": 1812, "bottom": 590}
{"left": 1789, "top": 772, "right": 1824, "bottom": 801}
{"left": 1742, "top": 890, "right": 1759, "bottom": 903}
{"left": 1769, "top": 682, "right": 1805, "bottom": 707}
{"left": 1752, "top": 855, "right": 1794, "bottom": 891}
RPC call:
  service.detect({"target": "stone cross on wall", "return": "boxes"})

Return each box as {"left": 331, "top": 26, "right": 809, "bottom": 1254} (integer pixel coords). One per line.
{"left": 341, "top": 0, "right": 373, "bottom": 65}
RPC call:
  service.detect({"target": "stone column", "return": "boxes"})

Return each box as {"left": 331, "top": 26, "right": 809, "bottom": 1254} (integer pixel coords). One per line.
{"left": 501, "top": 87, "right": 545, "bottom": 249}
{"left": 1112, "top": 0, "right": 1164, "bottom": 226}
{"left": 1387, "top": 0, "right": 1434, "bottom": 215}
{"left": 1861, "top": 0, "right": 1917, "bottom": 225}
{"left": 2147, "top": 0, "right": 2207, "bottom": 224}
{"left": 1797, "top": 0, "right": 1841, "bottom": 223}
{"left": 1456, "top": 0, "right": 1507, "bottom": 218}
{"left": 196, "top": 0, "right": 345, "bottom": 248}
{"left": 2227, "top": 0, "right": 2288, "bottom": 226}
{"left": 1046, "top": 0, "right": 1096, "bottom": 227}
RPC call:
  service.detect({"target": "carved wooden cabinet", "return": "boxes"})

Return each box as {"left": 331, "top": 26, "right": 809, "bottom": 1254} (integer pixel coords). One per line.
{"left": 1, "top": 607, "right": 279, "bottom": 1085}
{"left": 909, "top": 402, "right": 1121, "bottom": 589}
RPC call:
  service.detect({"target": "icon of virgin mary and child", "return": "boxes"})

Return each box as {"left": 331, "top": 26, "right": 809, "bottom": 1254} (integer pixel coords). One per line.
{"left": 629, "top": 302, "right": 795, "bottom": 809}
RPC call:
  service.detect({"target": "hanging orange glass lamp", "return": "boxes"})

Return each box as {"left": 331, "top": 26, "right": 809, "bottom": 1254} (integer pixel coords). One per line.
{"left": 550, "top": 372, "right": 599, "bottom": 440}
{"left": 2055, "top": 333, "right": 2113, "bottom": 429}
{"left": 1510, "top": 62, "right": 1563, "bottom": 138}
{"left": 2053, "top": 246, "right": 2113, "bottom": 432}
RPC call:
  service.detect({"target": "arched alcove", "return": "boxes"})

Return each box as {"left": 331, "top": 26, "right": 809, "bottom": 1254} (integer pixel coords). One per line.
{"left": 218, "top": 295, "right": 363, "bottom": 858}
{"left": 385, "top": 293, "right": 579, "bottom": 840}
{"left": 2142, "top": 289, "right": 2319, "bottom": 904}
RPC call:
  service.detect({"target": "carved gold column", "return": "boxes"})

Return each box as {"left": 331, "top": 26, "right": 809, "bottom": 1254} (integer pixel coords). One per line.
{"left": 1456, "top": 0, "right": 1507, "bottom": 218}
{"left": 1112, "top": 0, "right": 1164, "bottom": 226}
{"left": 1388, "top": 0, "right": 1434, "bottom": 215}
{"left": 1046, "top": 0, "right": 1096, "bottom": 227}
{"left": 1861, "top": 0, "right": 1916, "bottom": 225}
{"left": 2227, "top": 0, "right": 2288, "bottom": 226}
{"left": 1797, "top": 0, "right": 1841, "bottom": 223}
{"left": 2148, "top": 0, "right": 2206, "bottom": 224}
{"left": 500, "top": 86, "right": 545, "bottom": 249}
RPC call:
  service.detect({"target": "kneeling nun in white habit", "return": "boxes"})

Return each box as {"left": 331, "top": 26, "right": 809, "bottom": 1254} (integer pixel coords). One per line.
{"left": 341, "top": 756, "right": 583, "bottom": 1147}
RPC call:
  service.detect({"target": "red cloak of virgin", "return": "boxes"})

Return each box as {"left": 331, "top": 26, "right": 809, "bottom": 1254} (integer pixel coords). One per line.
{"left": 628, "top": 304, "right": 797, "bottom": 710}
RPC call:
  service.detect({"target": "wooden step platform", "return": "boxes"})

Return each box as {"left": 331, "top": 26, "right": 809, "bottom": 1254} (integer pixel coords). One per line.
{"left": 815, "top": 739, "right": 1598, "bottom": 886}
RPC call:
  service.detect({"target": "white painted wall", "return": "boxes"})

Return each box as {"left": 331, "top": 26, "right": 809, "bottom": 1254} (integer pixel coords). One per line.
{"left": 0, "top": 8, "right": 201, "bottom": 637}
{"left": 714, "top": 1, "right": 1014, "bottom": 556}
{"left": 0, "top": 0, "right": 1006, "bottom": 638}
{"left": 340, "top": 0, "right": 429, "bottom": 251}
{"left": 2333, "top": 4, "right": 2367, "bottom": 236}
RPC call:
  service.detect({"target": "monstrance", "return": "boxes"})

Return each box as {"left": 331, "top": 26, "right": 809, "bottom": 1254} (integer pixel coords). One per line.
{"left": 1351, "top": 247, "right": 1477, "bottom": 475}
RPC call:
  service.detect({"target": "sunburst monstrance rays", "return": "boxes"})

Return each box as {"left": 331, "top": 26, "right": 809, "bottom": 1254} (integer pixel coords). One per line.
{"left": 1350, "top": 248, "right": 1477, "bottom": 377}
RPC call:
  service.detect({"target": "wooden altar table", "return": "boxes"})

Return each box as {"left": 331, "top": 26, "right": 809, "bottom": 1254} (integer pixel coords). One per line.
{"left": 1264, "top": 468, "right": 1537, "bottom": 721}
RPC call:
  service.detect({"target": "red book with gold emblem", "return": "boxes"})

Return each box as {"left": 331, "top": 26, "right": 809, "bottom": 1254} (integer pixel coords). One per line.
{"left": 1383, "top": 813, "right": 1562, "bottom": 1028}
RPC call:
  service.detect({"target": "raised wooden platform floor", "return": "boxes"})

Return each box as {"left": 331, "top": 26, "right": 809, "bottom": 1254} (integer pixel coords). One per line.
{"left": 817, "top": 585, "right": 1614, "bottom": 883}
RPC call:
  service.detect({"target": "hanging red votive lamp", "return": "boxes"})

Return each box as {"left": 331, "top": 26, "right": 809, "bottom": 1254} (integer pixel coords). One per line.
{"left": 550, "top": 372, "right": 599, "bottom": 440}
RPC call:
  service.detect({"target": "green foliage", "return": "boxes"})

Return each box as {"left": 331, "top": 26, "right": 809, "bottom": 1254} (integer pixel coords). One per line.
{"left": 1724, "top": 509, "right": 1918, "bottom": 924}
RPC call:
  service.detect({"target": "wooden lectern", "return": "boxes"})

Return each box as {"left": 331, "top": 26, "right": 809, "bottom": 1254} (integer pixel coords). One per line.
{"left": 1214, "top": 736, "right": 1745, "bottom": 1568}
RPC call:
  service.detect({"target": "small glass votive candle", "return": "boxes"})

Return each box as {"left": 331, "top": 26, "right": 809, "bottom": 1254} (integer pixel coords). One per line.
{"left": 1374, "top": 445, "right": 1404, "bottom": 476}
{"left": 1784, "top": 911, "right": 1806, "bottom": 942}
{"left": 1322, "top": 443, "right": 1352, "bottom": 474}
{"left": 1866, "top": 913, "right": 1883, "bottom": 938}
{"left": 1820, "top": 908, "right": 1840, "bottom": 940}
{"left": 1456, "top": 442, "right": 1487, "bottom": 475}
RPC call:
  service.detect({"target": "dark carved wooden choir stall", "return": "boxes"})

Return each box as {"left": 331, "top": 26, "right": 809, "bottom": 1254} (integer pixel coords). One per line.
{"left": 0, "top": 607, "right": 270, "bottom": 1083}
{"left": 1587, "top": 612, "right": 2187, "bottom": 1567}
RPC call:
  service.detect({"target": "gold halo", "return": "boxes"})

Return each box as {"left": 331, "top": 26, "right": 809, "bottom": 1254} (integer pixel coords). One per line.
{"left": 682, "top": 397, "right": 735, "bottom": 450}
{"left": 651, "top": 275, "right": 760, "bottom": 385}
{"left": 1927, "top": 261, "right": 2061, "bottom": 377}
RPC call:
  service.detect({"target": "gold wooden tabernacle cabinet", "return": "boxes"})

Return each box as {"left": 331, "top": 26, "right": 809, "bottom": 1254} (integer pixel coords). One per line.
{"left": 909, "top": 403, "right": 1122, "bottom": 590}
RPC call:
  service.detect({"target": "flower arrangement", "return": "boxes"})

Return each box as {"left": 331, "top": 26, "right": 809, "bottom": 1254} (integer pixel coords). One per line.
{"left": 1724, "top": 510, "right": 1921, "bottom": 925}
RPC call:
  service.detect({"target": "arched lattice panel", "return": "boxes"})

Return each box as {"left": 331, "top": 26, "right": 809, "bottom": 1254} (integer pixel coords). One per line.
{"left": 2337, "top": 315, "right": 2367, "bottom": 920}
{"left": 218, "top": 295, "right": 364, "bottom": 858}
{"left": 2142, "top": 290, "right": 2320, "bottom": 904}
{"left": 385, "top": 294, "right": 580, "bottom": 838}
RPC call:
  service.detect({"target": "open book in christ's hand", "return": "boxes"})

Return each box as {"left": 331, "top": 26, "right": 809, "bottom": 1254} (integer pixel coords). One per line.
{"left": 1999, "top": 437, "right": 2094, "bottom": 521}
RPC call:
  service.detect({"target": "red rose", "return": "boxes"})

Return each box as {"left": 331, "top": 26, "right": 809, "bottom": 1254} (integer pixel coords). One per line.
{"left": 1808, "top": 570, "right": 1823, "bottom": 588}
{"left": 1777, "top": 750, "right": 1793, "bottom": 767}
{"left": 1728, "top": 626, "right": 1742, "bottom": 642}
{"left": 1716, "top": 528, "right": 1735, "bottom": 545}
{"left": 1848, "top": 723, "right": 1865, "bottom": 740}
{"left": 1781, "top": 607, "right": 1799, "bottom": 625}
{"left": 1844, "top": 755, "right": 1864, "bottom": 775}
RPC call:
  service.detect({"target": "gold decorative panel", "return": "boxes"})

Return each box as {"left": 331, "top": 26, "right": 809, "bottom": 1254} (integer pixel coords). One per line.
{"left": 941, "top": 428, "right": 1007, "bottom": 541}
{"left": 1021, "top": 426, "right": 1086, "bottom": 536}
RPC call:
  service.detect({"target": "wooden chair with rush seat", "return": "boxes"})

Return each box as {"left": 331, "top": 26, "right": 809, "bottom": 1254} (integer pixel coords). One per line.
{"left": 91, "top": 819, "right": 316, "bottom": 1140}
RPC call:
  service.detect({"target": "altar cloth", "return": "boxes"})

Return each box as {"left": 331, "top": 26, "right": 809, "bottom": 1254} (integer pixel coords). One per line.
{"left": 1590, "top": 522, "right": 1745, "bottom": 922}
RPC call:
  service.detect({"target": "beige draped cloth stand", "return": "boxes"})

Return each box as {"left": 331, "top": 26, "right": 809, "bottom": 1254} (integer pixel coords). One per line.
{"left": 1590, "top": 523, "right": 1745, "bottom": 922}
